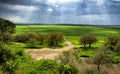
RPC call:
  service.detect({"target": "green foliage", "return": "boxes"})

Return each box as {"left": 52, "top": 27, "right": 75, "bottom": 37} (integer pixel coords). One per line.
{"left": 14, "top": 33, "right": 29, "bottom": 43}
{"left": 31, "top": 60, "right": 79, "bottom": 74}
{"left": 14, "top": 33, "right": 46, "bottom": 47}
{"left": 104, "top": 34, "right": 120, "bottom": 50}
{"left": 0, "top": 32, "right": 13, "bottom": 43}
{"left": 0, "top": 44, "right": 14, "bottom": 65}
{"left": 112, "top": 56, "right": 120, "bottom": 64}
{"left": 31, "top": 60, "right": 58, "bottom": 74}
{"left": 93, "top": 47, "right": 113, "bottom": 72}
{"left": 58, "top": 64, "right": 79, "bottom": 74}
{"left": 0, "top": 18, "right": 16, "bottom": 34}
{"left": 48, "top": 32, "right": 65, "bottom": 47}
{"left": 27, "top": 38, "right": 39, "bottom": 48}
{"left": 80, "top": 34, "right": 97, "bottom": 48}
{"left": 114, "top": 41, "right": 120, "bottom": 52}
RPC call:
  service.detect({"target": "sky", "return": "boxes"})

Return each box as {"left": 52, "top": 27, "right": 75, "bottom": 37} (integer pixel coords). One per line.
{"left": 0, "top": 0, "right": 120, "bottom": 25}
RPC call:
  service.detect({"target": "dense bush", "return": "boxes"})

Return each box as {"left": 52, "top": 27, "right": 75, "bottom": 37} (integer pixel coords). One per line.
{"left": 30, "top": 60, "right": 79, "bottom": 74}
{"left": 104, "top": 34, "right": 120, "bottom": 50}
{"left": 14, "top": 33, "right": 46, "bottom": 47}
{"left": 31, "top": 60, "right": 58, "bottom": 74}
{"left": 14, "top": 33, "right": 30, "bottom": 43}
{"left": 0, "top": 44, "right": 14, "bottom": 65}
{"left": 112, "top": 56, "right": 120, "bottom": 64}
{"left": 58, "top": 64, "right": 79, "bottom": 74}
{"left": 80, "top": 34, "right": 97, "bottom": 48}
{"left": 0, "top": 18, "right": 16, "bottom": 34}
{"left": 114, "top": 41, "right": 120, "bottom": 52}
{"left": 48, "top": 32, "right": 64, "bottom": 47}
{"left": 0, "top": 32, "right": 13, "bottom": 43}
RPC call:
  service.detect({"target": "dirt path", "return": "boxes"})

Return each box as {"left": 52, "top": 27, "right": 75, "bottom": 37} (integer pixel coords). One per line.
{"left": 25, "top": 41, "right": 74, "bottom": 60}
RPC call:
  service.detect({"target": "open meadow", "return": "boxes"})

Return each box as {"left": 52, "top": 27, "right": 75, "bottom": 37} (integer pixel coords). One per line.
{"left": 15, "top": 25, "right": 120, "bottom": 45}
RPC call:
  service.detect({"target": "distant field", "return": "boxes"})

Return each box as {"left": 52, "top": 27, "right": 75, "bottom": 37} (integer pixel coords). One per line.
{"left": 15, "top": 25, "right": 120, "bottom": 45}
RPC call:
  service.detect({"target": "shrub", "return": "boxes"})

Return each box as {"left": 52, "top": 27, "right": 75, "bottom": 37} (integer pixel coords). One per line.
{"left": 114, "top": 41, "right": 120, "bottom": 52}
{"left": 112, "top": 56, "right": 120, "bottom": 64}
{"left": 31, "top": 60, "right": 59, "bottom": 74}
{"left": 0, "top": 32, "right": 13, "bottom": 43}
{"left": 14, "top": 34, "right": 29, "bottom": 43}
{"left": 58, "top": 64, "right": 79, "bottom": 74}
{"left": 31, "top": 60, "right": 79, "bottom": 74}
{"left": 0, "top": 44, "right": 14, "bottom": 65}
{"left": 48, "top": 32, "right": 64, "bottom": 47}
{"left": 14, "top": 33, "right": 46, "bottom": 47}
{"left": 27, "top": 38, "right": 39, "bottom": 48}
{"left": 104, "top": 34, "right": 120, "bottom": 50}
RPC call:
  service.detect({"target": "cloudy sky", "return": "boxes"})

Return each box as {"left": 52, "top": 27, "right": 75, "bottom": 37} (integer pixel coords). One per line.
{"left": 0, "top": 0, "right": 120, "bottom": 25}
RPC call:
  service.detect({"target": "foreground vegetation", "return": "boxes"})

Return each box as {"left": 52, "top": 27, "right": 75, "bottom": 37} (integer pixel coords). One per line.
{"left": 0, "top": 18, "right": 120, "bottom": 74}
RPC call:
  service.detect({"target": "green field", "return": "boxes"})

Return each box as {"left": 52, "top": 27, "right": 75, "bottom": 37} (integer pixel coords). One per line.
{"left": 15, "top": 25, "right": 120, "bottom": 45}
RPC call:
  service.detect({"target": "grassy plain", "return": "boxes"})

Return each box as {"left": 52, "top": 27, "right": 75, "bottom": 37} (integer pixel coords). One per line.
{"left": 15, "top": 25, "right": 120, "bottom": 45}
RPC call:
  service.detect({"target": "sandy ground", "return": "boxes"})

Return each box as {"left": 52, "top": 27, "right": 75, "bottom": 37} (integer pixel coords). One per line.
{"left": 25, "top": 41, "right": 74, "bottom": 60}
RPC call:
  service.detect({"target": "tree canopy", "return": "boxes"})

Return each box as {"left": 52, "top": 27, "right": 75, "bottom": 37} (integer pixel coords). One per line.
{"left": 80, "top": 34, "right": 97, "bottom": 48}
{"left": 0, "top": 18, "right": 16, "bottom": 34}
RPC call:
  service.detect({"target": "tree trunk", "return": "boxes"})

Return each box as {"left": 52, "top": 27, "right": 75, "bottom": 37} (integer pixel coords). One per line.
{"left": 89, "top": 43, "right": 91, "bottom": 48}
{"left": 97, "top": 62, "right": 100, "bottom": 72}
{"left": 97, "top": 60, "right": 101, "bottom": 72}
{"left": 84, "top": 44, "right": 86, "bottom": 48}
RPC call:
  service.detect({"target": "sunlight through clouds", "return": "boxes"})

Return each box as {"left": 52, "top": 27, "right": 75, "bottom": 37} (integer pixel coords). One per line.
{"left": 0, "top": 0, "right": 120, "bottom": 25}
{"left": 47, "top": 0, "right": 80, "bottom": 3}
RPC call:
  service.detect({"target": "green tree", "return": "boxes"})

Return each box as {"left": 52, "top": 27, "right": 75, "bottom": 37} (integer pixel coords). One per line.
{"left": 80, "top": 34, "right": 97, "bottom": 48}
{"left": 0, "top": 18, "right": 16, "bottom": 43}
{"left": 115, "top": 41, "right": 120, "bottom": 52}
{"left": 48, "top": 32, "right": 64, "bottom": 47}
{"left": 93, "top": 47, "right": 112, "bottom": 72}
{"left": 0, "top": 18, "right": 16, "bottom": 34}
{"left": 104, "top": 34, "right": 120, "bottom": 50}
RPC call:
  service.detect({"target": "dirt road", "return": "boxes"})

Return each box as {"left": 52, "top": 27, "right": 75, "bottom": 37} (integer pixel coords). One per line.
{"left": 25, "top": 41, "right": 74, "bottom": 60}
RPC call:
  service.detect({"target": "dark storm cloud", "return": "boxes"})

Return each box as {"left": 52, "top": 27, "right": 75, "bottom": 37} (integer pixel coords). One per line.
{"left": 0, "top": 0, "right": 33, "bottom": 5}
{"left": 0, "top": 0, "right": 120, "bottom": 25}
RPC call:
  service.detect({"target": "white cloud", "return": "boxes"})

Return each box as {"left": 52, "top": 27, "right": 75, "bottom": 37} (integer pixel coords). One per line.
{"left": 13, "top": 5, "right": 38, "bottom": 11}
{"left": 47, "top": 8, "right": 53, "bottom": 12}
{"left": 6, "top": 16, "right": 27, "bottom": 23}
{"left": 96, "top": 0, "right": 104, "bottom": 5}
{"left": 47, "top": 0, "right": 81, "bottom": 3}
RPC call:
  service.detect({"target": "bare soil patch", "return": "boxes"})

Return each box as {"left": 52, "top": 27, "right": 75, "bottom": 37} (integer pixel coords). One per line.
{"left": 25, "top": 41, "right": 74, "bottom": 60}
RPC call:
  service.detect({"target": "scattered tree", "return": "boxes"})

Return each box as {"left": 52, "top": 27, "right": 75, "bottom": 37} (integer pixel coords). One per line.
{"left": 93, "top": 47, "right": 112, "bottom": 72}
{"left": 80, "top": 34, "right": 97, "bottom": 48}
{"left": 104, "top": 34, "right": 120, "bottom": 50}
{"left": 48, "top": 32, "right": 64, "bottom": 47}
